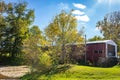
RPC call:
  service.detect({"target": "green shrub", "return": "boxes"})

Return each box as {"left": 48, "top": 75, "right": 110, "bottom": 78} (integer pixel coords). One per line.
{"left": 100, "top": 57, "right": 118, "bottom": 67}
{"left": 38, "top": 51, "right": 52, "bottom": 71}
{"left": 0, "top": 55, "right": 25, "bottom": 66}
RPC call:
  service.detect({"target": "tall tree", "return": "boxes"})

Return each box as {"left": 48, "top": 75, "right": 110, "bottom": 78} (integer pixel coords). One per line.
{"left": 96, "top": 11, "right": 120, "bottom": 51}
{"left": 45, "top": 10, "right": 84, "bottom": 64}
{"left": 0, "top": 1, "right": 34, "bottom": 57}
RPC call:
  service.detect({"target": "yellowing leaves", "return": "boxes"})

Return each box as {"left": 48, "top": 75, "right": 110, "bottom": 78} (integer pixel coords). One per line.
{"left": 45, "top": 10, "right": 83, "bottom": 45}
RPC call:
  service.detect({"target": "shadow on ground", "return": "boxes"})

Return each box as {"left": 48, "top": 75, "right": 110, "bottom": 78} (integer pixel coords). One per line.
{"left": 21, "top": 65, "right": 71, "bottom": 80}
{"left": 0, "top": 74, "right": 18, "bottom": 79}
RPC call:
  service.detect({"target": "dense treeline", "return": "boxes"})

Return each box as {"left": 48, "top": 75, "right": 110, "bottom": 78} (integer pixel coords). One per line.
{"left": 0, "top": 1, "right": 85, "bottom": 70}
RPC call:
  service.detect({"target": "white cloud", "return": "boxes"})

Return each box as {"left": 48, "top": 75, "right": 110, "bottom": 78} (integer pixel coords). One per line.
{"left": 75, "top": 15, "right": 90, "bottom": 22}
{"left": 72, "top": 10, "right": 85, "bottom": 15}
{"left": 58, "top": 2, "right": 69, "bottom": 10}
{"left": 73, "top": 3, "right": 86, "bottom": 9}
{"left": 72, "top": 3, "right": 89, "bottom": 22}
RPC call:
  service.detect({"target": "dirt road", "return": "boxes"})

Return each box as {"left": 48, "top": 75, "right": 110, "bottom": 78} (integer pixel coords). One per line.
{"left": 0, "top": 66, "right": 30, "bottom": 79}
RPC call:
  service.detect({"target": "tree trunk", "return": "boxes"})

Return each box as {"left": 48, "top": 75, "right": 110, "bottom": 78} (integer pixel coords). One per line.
{"left": 61, "top": 44, "right": 66, "bottom": 64}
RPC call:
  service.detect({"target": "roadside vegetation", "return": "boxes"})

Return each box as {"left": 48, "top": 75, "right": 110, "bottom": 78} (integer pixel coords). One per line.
{"left": 21, "top": 64, "right": 120, "bottom": 80}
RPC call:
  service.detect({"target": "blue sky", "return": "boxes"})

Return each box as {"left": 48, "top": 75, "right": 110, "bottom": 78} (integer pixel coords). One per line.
{"left": 5, "top": 0, "right": 120, "bottom": 39}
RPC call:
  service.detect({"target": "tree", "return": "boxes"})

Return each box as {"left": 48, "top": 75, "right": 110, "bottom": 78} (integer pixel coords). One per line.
{"left": 45, "top": 10, "right": 84, "bottom": 64}
{"left": 88, "top": 35, "right": 103, "bottom": 41}
{"left": 0, "top": 1, "right": 7, "bottom": 54}
{"left": 23, "top": 26, "right": 52, "bottom": 72}
{"left": 0, "top": 1, "right": 34, "bottom": 57}
{"left": 96, "top": 11, "right": 120, "bottom": 51}
{"left": 23, "top": 25, "right": 42, "bottom": 71}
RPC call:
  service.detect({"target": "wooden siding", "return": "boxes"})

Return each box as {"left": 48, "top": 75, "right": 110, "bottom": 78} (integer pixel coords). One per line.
{"left": 86, "top": 43, "right": 106, "bottom": 63}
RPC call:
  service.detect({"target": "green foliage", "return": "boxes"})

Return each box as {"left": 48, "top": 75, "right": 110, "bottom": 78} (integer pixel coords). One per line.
{"left": 45, "top": 10, "right": 83, "bottom": 44}
{"left": 88, "top": 35, "right": 103, "bottom": 41}
{"left": 96, "top": 11, "right": 120, "bottom": 51}
{"left": 21, "top": 65, "right": 120, "bottom": 80}
{"left": 38, "top": 51, "right": 52, "bottom": 71}
{"left": 0, "top": 55, "right": 25, "bottom": 66}
{"left": 23, "top": 26, "right": 42, "bottom": 69}
{"left": 0, "top": 1, "right": 34, "bottom": 57}
{"left": 45, "top": 10, "right": 84, "bottom": 64}
{"left": 23, "top": 26, "right": 53, "bottom": 72}
{"left": 97, "top": 57, "right": 118, "bottom": 67}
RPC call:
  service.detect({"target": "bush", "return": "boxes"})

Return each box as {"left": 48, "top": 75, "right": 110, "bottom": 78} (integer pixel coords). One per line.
{"left": 0, "top": 55, "right": 25, "bottom": 66}
{"left": 24, "top": 49, "right": 53, "bottom": 73}
{"left": 38, "top": 51, "right": 52, "bottom": 71}
{"left": 99, "top": 57, "right": 118, "bottom": 67}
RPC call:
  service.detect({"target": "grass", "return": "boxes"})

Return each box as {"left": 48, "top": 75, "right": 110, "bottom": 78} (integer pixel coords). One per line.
{"left": 21, "top": 65, "right": 120, "bottom": 80}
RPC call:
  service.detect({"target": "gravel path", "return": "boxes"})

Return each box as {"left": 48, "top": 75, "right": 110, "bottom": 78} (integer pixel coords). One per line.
{"left": 0, "top": 66, "right": 30, "bottom": 79}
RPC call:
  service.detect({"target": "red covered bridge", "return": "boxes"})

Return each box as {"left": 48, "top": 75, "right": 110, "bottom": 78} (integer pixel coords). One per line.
{"left": 86, "top": 40, "right": 117, "bottom": 63}
{"left": 68, "top": 40, "right": 117, "bottom": 64}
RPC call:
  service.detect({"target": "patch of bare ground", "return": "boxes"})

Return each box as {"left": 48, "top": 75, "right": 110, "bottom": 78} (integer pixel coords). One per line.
{"left": 0, "top": 66, "right": 30, "bottom": 79}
